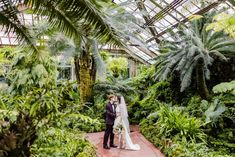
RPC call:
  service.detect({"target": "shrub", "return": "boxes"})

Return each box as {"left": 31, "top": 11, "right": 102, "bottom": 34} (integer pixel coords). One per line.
{"left": 140, "top": 105, "right": 207, "bottom": 156}
{"left": 31, "top": 127, "right": 97, "bottom": 157}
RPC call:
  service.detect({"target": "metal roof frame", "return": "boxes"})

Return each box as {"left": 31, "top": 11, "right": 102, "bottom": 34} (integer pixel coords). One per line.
{"left": 0, "top": 0, "right": 234, "bottom": 64}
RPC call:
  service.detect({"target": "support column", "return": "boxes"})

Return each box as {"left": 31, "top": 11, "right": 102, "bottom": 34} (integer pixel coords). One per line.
{"left": 128, "top": 58, "right": 138, "bottom": 78}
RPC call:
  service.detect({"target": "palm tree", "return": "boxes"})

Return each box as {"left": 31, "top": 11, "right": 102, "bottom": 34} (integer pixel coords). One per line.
{"left": 48, "top": 32, "right": 106, "bottom": 105}
{"left": 154, "top": 12, "right": 235, "bottom": 100}
{"left": 0, "top": 0, "right": 124, "bottom": 51}
{"left": 42, "top": 2, "right": 147, "bottom": 105}
{"left": 1, "top": 0, "right": 149, "bottom": 104}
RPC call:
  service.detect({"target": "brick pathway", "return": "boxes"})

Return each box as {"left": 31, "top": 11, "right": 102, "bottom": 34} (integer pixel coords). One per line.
{"left": 86, "top": 126, "right": 164, "bottom": 157}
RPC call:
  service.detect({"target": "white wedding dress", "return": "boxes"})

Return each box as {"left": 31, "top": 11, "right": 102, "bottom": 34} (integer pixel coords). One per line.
{"left": 113, "top": 96, "right": 140, "bottom": 151}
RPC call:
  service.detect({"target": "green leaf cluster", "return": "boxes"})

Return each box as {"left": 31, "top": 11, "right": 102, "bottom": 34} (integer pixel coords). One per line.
{"left": 31, "top": 127, "right": 96, "bottom": 157}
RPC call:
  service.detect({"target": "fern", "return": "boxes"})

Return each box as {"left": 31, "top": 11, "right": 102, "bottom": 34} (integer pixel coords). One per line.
{"left": 213, "top": 80, "right": 235, "bottom": 94}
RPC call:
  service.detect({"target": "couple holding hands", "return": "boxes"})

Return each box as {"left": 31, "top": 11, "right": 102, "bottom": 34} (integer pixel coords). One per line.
{"left": 103, "top": 94, "right": 140, "bottom": 150}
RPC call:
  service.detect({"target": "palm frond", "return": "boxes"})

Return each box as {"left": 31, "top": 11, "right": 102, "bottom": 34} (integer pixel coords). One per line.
{"left": 180, "top": 62, "right": 196, "bottom": 92}
{"left": 0, "top": 0, "right": 38, "bottom": 52}
{"left": 24, "top": 0, "right": 124, "bottom": 46}
{"left": 90, "top": 39, "right": 106, "bottom": 81}
{"left": 48, "top": 33, "right": 76, "bottom": 58}
{"left": 24, "top": 0, "right": 82, "bottom": 38}
{"left": 210, "top": 39, "right": 235, "bottom": 50}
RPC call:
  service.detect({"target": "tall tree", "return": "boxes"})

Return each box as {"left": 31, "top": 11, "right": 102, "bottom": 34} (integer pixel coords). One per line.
{"left": 48, "top": 33, "right": 105, "bottom": 105}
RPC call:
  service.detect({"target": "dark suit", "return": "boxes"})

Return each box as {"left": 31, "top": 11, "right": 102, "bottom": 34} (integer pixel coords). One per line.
{"left": 103, "top": 102, "right": 116, "bottom": 147}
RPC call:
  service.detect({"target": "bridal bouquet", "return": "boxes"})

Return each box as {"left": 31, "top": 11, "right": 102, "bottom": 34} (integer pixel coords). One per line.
{"left": 113, "top": 124, "right": 124, "bottom": 135}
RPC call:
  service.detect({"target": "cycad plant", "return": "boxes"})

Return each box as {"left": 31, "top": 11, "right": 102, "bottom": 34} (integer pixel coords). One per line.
{"left": 155, "top": 12, "right": 235, "bottom": 100}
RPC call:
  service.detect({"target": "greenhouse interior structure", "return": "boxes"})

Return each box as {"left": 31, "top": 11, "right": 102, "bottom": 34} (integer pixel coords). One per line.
{"left": 1, "top": 0, "right": 235, "bottom": 156}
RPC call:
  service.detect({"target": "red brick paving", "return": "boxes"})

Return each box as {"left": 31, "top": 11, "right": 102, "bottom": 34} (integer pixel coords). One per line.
{"left": 86, "top": 126, "right": 164, "bottom": 157}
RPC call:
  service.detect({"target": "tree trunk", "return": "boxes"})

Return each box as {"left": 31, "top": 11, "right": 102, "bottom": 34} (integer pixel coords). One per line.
{"left": 90, "top": 56, "right": 97, "bottom": 104}
{"left": 79, "top": 50, "right": 93, "bottom": 105}
{"left": 196, "top": 61, "right": 210, "bottom": 100}
{"left": 74, "top": 55, "right": 80, "bottom": 83}
{"left": 91, "top": 56, "right": 96, "bottom": 83}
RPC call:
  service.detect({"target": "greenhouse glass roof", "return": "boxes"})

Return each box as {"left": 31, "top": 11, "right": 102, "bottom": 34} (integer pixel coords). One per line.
{"left": 0, "top": 0, "right": 234, "bottom": 64}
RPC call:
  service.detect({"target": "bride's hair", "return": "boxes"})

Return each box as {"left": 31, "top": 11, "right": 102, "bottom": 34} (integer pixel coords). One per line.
{"left": 117, "top": 96, "right": 121, "bottom": 104}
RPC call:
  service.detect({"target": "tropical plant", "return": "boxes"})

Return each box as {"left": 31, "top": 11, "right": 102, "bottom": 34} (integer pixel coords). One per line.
{"left": 0, "top": 79, "right": 99, "bottom": 157}
{"left": 154, "top": 12, "right": 235, "bottom": 100}
{"left": 2, "top": 0, "right": 150, "bottom": 105}
{"left": 128, "top": 81, "right": 173, "bottom": 123}
{"left": 164, "top": 140, "right": 235, "bottom": 157}
{"left": 140, "top": 104, "right": 235, "bottom": 157}
{"left": 0, "top": 47, "right": 16, "bottom": 78}
{"left": 130, "top": 65, "right": 155, "bottom": 92}
{"left": 0, "top": 88, "right": 61, "bottom": 156}
{"left": 212, "top": 80, "right": 235, "bottom": 105}
{"left": 140, "top": 105, "right": 206, "bottom": 143}
{"left": 93, "top": 74, "right": 135, "bottom": 98}
{"left": 212, "top": 80, "right": 235, "bottom": 94}
{"left": 0, "top": 0, "right": 123, "bottom": 51}
{"left": 207, "top": 12, "right": 235, "bottom": 40}
{"left": 107, "top": 57, "right": 128, "bottom": 78}
{"left": 204, "top": 99, "right": 227, "bottom": 125}
{"left": 6, "top": 48, "right": 57, "bottom": 95}
{"left": 31, "top": 127, "right": 97, "bottom": 157}
{"left": 140, "top": 104, "right": 209, "bottom": 157}
{"left": 185, "top": 96, "right": 207, "bottom": 117}
{"left": 0, "top": 47, "right": 15, "bottom": 64}
{"left": 158, "top": 105, "right": 206, "bottom": 142}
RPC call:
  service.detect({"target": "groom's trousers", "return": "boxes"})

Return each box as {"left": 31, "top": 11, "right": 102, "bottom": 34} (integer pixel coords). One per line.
{"left": 103, "top": 124, "right": 114, "bottom": 147}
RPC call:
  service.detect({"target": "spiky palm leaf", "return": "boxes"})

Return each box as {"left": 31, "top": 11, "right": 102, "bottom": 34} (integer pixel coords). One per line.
{"left": 155, "top": 12, "right": 235, "bottom": 92}
{"left": 102, "top": 2, "right": 150, "bottom": 51}
{"left": 0, "top": 0, "right": 38, "bottom": 52}
{"left": 0, "top": 0, "right": 124, "bottom": 53}
{"left": 90, "top": 39, "right": 106, "bottom": 81}
{"left": 23, "top": 0, "right": 124, "bottom": 46}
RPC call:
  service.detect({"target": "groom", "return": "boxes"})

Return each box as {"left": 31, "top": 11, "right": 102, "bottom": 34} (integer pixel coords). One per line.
{"left": 103, "top": 94, "right": 118, "bottom": 149}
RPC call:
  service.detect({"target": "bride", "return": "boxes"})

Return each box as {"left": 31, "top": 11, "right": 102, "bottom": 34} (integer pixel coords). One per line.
{"left": 113, "top": 96, "right": 140, "bottom": 150}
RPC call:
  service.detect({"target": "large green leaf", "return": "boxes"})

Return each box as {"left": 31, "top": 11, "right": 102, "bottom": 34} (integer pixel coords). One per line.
{"left": 205, "top": 99, "right": 226, "bottom": 123}
{"left": 213, "top": 80, "right": 235, "bottom": 94}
